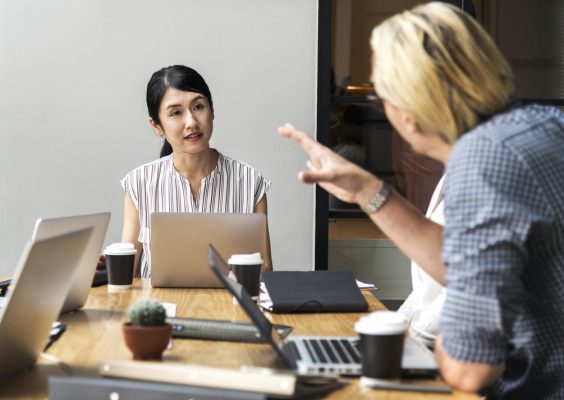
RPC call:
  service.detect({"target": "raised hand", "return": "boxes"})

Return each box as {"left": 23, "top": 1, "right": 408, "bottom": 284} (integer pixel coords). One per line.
{"left": 278, "top": 123, "right": 379, "bottom": 206}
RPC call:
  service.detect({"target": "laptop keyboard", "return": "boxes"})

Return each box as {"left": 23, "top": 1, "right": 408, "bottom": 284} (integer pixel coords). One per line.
{"left": 292, "top": 337, "right": 361, "bottom": 365}
{"left": 168, "top": 317, "right": 263, "bottom": 342}
{"left": 167, "top": 317, "right": 292, "bottom": 343}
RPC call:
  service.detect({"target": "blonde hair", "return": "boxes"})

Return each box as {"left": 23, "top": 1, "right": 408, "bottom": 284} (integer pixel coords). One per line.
{"left": 370, "top": 2, "right": 515, "bottom": 143}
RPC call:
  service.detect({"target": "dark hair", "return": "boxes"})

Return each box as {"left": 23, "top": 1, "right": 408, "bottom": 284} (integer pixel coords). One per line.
{"left": 146, "top": 65, "right": 214, "bottom": 157}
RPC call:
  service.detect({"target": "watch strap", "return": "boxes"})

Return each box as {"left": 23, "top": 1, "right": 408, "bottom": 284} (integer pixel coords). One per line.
{"left": 360, "top": 181, "right": 390, "bottom": 214}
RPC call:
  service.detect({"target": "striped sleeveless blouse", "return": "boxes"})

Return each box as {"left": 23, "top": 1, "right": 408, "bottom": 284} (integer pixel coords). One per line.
{"left": 121, "top": 150, "right": 271, "bottom": 277}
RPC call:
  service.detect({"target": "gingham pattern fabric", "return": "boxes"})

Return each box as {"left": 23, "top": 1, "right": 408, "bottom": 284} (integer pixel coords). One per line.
{"left": 442, "top": 104, "right": 564, "bottom": 399}
{"left": 121, "top": 150, "right": 270, "bottom": 278}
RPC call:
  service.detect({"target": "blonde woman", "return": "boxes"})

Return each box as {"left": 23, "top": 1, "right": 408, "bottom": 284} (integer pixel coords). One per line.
{"left": 280, "top": 2, "right": 564, "bottom": 398}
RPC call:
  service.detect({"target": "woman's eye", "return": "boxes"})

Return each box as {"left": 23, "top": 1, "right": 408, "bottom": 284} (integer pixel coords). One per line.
{"left": 170, "top": 110, "right": 181, "bottom": 117}
{"left": 193, "top": 103, "right": 205, "bottom": 111}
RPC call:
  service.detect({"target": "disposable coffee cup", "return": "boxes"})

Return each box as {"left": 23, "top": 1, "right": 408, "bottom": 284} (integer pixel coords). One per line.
{"left": 355, "top": 311, "right": 408, "bottom": 385}
{"left": 104, "top": 243, "right": 136, "bottom": 290}
{"left": 228, "top": 253, "right": 263, "bottom": 300}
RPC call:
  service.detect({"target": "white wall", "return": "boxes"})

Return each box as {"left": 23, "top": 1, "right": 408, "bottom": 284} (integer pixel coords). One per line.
{"left": 0, "top": 0, "right": 318, "bottom": 275}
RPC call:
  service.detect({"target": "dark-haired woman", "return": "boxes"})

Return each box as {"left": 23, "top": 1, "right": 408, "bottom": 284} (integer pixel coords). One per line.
{"left": 121, "top": 65, "right": 271, "bottom": 278}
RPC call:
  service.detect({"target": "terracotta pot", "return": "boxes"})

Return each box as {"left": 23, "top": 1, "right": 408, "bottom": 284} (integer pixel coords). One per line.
{"left": 122, "top": 323, "right": 172, "bottom": 360}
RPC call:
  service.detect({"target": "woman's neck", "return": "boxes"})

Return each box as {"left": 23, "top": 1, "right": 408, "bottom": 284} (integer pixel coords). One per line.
{"left": 172, "top": 148, "right": 218, "bottom": 183}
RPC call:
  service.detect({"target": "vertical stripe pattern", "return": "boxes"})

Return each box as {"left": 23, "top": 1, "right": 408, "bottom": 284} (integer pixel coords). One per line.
{"left": 121, "top": 150, "right": 271, "bottom": 277}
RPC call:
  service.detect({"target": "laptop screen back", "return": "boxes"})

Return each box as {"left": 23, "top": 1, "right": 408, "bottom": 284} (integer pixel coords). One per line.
{"left": 207, "top": 244, "right": 295, "bottom": 369}
{"left": 32, "top": 212, "right": 111, "bottom": 313}
{"left": 0, "top": 228, "right": 92, "bottom": 377}
{"left": 152, "top": 213, "right": 267, "bottom": 288}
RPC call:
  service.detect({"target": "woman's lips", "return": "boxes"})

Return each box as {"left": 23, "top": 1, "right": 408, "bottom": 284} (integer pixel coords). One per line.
{"left": 184, "top": 132, "right": 203, "bottom": 141}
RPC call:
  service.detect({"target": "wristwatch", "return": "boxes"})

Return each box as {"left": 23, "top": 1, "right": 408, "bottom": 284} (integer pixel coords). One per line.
{"left": 360, "top": 181, "right": 390, "bottom": 214}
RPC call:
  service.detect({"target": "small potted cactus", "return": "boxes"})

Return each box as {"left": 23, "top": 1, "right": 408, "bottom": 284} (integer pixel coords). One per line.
{"left": 122, "top": 298, "right": 172, "bottom": 360}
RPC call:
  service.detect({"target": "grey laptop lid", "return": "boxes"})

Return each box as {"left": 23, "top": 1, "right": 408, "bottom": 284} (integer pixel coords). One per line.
{"left": 31, "top": 212, "right": 111, "bottom": 313}
{"left": 0, "top": 228, "right": 92, "bottom": 378}
{"left": 151, "top": 213, "right": 267, "bottom": 288}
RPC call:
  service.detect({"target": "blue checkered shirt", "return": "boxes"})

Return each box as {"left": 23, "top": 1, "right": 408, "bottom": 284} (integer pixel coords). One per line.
{"left": 441, "top": 104, "right": 564, "bottom": 399}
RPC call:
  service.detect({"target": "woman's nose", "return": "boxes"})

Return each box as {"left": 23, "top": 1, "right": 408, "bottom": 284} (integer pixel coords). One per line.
{"left": 184, "top": 112, "right": 197, "bottom": 129}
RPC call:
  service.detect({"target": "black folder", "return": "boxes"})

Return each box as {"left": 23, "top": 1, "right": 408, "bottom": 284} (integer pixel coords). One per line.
{"left": 261, "top": 270, "right": 368, "bottom": 313}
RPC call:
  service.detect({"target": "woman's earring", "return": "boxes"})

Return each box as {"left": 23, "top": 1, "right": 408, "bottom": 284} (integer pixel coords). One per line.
{"left": 160, "top": 134, "right": 165, "bottom": 142}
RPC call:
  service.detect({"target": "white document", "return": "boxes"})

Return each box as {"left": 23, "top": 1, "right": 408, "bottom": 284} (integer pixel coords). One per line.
{"left": 161, "top": 302, "right": 177, "bottom": 349}
{"left": 161, "top": 302, "right": 177, "bottom": 317}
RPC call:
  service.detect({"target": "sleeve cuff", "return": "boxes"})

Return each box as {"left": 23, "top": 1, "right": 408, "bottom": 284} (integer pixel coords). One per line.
{"left": 441, "top": 289, "right": 507, "bottom": 364}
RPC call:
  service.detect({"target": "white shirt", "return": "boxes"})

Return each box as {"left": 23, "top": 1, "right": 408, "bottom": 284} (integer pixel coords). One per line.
{"left": 121, "top": 150, "right": 271, "bottom": 277}
{"left": 397, "top": 176, "right": 445, "bottom": 347}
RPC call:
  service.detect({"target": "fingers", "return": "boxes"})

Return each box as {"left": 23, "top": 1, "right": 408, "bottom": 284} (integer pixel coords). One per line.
{"left": 277, "top": 122, "right": 319, "bottom": 153}
{"left": 278, "top": 122, "right": 337, "bottom": 185}
{"left": 277, "top": 122, "right": 298, "bottom": 138}
{"left": 97, "top": 255, "right": 107, "bottom": 270}
{"left": 299, "top": 169, "right": 334, "bottom": 184}
{"left": 306, "top": 159, "right": 321, "bottom": 171}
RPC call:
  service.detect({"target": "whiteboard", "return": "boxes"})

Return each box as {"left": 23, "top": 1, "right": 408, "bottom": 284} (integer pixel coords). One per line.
{"left": 0, "top": 0, "right": 318, "bottom": 275}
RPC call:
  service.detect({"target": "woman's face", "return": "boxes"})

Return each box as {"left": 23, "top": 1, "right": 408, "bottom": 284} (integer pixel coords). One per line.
{"left": 384, "top": 100, "right": 450, "bottom": 163}
{"left": 383, "top": 100, "right": 422, "bottom": 148}
{"left": 155, "top": 87, "right": 214, "bottom": 156}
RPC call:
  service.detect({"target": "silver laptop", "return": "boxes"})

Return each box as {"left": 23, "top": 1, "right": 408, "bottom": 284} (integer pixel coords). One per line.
{"left": 208, "top": 244, "right": 438, "bottom": 377}
{"left": 151, "top": 213, "right": 267, "bottom": 288}
{"left": 31, "top": 212, "right": 111, "bottom": 313}
{"left": 0, "top": 228, "right": 92, "bottom": 378}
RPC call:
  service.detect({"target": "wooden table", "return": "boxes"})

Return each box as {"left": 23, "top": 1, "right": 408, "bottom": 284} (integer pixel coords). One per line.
{"left": 1, "top": 279, "right": 479, "bottom": 399}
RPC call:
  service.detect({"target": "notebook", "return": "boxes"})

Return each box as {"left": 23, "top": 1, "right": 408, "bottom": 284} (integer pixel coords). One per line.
{"left": 151, "top": 213, "right": 267, "bottom": 288}
{"left": 208, "top": 244, "right": 438, "bottom": 377}
{"left": 261, "top": 271, "right": 368, "bottom": 313}
{"left": 31, "top": 212, "right": 111, "bottom": 313}
{"left": 0, "top": 228, "right": 92, "bottom": 377}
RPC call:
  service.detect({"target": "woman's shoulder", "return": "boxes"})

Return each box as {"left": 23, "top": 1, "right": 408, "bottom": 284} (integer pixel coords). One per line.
{"left": 216, "top": 151, "right": 261, "bottom": 174}
{"left": 214, "top": 151, "right": 271, "bottom": 189}
{"left": 127, "top": 155, "right": 172, "bottom": 176}
{"left": 122, "top": 156, "right": 172, "bottom": 188}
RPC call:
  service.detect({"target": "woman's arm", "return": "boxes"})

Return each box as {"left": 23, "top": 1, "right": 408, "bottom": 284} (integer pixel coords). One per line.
{"left": 278, "top": 123, "right": 446, "bottom": 284}
{"left": 121, "top": 194, "right": 143, "bottom": 277}
{"left": 361, "top": 177, "right": 445, "bottom": 284}
{"left": 435, "top": 333, "right": 504, "bottom": 392}
{"left": 254, "top": 195, "right": 273, "bottom": 271}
